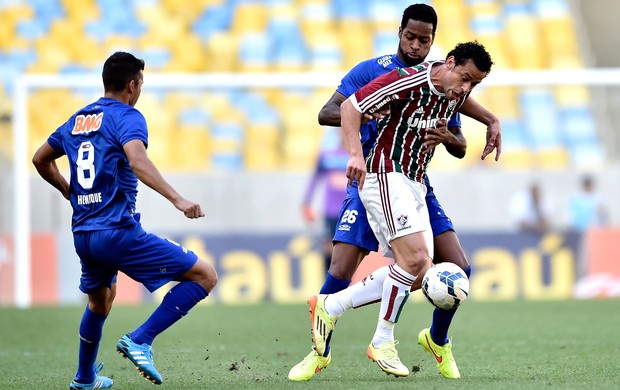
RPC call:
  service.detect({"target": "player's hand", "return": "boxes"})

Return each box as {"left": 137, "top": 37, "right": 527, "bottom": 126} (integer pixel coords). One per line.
{"left": 302, "top": 206, "right": 316, "bottom": 222}
{"left": 346, "top": 155, "right": 367, "bottom": 190}
{"left": 361, "top": 108, "right": 390, "bottom": 124}
{"left": 481, "top": 121, "right": 502, "bottom": 161}
{"left": 422, "top": 119, "right": 449, "bottom": 149}
{"left": 174, "top": 198, "right": 205, "bottom": 219}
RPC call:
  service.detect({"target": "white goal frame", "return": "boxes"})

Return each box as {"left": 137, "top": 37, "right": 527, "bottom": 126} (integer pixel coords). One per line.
{"left": 11, "top": 68, "right": 620, "bottom": 307}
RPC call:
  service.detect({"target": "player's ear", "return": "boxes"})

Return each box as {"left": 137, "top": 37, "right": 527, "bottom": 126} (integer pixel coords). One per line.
{"left": 446, "top": 56, "right": 455, "bottom": 70}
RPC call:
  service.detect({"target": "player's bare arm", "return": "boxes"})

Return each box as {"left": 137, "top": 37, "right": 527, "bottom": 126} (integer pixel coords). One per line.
{"left": 340, "top": 99, "right": 367, "bottom": 190}
{"left": 423, "top": 119, "right": 467, "bottom": 158}
{"left": 458, "top": 97, "right": 502, "bottom": 161}
{"left": 32, "top": 142, "right": 70, "bottom": 200}
{"left": 319, "top": 91, "right": 382, "bottom": 126}
{"left": 123, "top": 139, "right": 204, "bottom": 219}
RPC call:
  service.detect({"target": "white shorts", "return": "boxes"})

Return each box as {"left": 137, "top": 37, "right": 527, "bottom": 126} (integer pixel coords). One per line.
{"left": 359, "top": 172, "right": 434, "bottom": 259}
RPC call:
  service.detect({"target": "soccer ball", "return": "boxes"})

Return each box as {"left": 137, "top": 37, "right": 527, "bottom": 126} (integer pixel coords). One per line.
{"left": 422, "top": 262, "right": 469, "bottom": 310}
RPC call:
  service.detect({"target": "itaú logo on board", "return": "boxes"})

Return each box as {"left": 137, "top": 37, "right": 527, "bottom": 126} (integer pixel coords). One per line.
{"left": 72, "top": 113, "right": 103, "bottom": 135}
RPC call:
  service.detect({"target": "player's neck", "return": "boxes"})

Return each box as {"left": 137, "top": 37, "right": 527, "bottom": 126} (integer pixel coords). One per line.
{"left": 429, "top": 62, "right": 445, "bottom": 93}
{"left": 104, "top": 91, "right": 131, "bottom": 105}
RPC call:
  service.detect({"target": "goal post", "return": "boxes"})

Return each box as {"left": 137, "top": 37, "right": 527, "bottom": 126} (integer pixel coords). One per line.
{"left": 11, "top": 68, "right": 620, "bottom": 307}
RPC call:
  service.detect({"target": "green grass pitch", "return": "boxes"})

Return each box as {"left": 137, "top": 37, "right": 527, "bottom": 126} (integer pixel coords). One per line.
{"left": 0, "top": 299, "right": 618, "bottom": 389}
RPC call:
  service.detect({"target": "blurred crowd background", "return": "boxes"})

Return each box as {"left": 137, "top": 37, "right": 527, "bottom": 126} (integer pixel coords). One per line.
{"left": 0, "top": 0, "right": 618, "bottom": 173}
{"left": 1, "top": 0, "right": 619, "bottom": 305}
{"left": 0, "top": 0, "right": 617, "bottom": 230}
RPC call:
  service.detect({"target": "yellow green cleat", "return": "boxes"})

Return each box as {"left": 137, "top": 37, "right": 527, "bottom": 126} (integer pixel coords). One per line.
{"left": 308, "top": 294, "right": 338, "bottom": 356}
{"left": 288, "top": 348, "right": 331, "bottom": 381}
{"left": 367, "top": 340, "right": 409, "bottom": 377}
{"left": 418, "top": 327, "right": 461, "bottom": 379}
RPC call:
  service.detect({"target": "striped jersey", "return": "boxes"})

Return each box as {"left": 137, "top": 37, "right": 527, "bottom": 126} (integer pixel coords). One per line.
{"left": 336, "top": 54, "right": 461, "bottom": 159}
{"left": 47, "top": 97, "right": 148, "bottom": 232}
{"left": 350, "top": 61, "right": 469, "bottom": 182}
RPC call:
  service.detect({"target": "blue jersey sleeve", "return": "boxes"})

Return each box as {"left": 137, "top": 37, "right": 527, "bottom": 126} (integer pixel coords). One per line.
{"left": 336, "top": 59, "right": 376, "bottom": 98}
{"left": 117, "top": 109, "right": 148, "bottom": 147}
{"left": 447, "top": 112, "right": 461, "bottom": 127}
{"left": 47, "top": 126, "right": 66, "bottom": 154}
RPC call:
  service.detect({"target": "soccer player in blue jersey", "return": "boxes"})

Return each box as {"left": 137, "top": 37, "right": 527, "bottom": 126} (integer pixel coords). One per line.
{"left": 288, "top": 4, "right": 501, "bottom": 381}
{"left": 311, "top": 41, "right": 494, "bottom": 378}
{"left": 32, "top": 52, "right": 218, "bottom": 390}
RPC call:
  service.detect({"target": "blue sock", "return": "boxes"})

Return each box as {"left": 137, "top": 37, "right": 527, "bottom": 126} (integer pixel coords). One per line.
{"left": 318, "top": 272, "right": 350, "bottom": 356}
{"left": 430, "top": 265, "right": 472, "bottom": 346}
{"left": 131, "top": 282, "right": 208, "bottom": 345}
{"left": 319, "top": 271, "right": 351, "bottom": 294}
{"left": 75, "top": 306, "right": 107, "bottom": 383}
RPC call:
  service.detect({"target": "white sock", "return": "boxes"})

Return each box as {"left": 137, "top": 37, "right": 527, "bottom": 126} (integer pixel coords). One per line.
{"left": 372, "top": 319, "right": 394, "bottom": 346}
{"left": 324, "top": 266, "right": 390, "bottom": 317}
{"left": 372, "top": 264, "right": 415, "bottom": 346}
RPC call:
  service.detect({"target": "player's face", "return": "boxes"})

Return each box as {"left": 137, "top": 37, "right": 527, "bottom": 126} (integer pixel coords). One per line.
{"left": 128, "top": 71, "right": 144, "bottom": 107}
{"left": 397, "top": 19, "right": 434, "bottom": 67}
{"left": 441, "top": 58, "right": 487, "bottom": 100}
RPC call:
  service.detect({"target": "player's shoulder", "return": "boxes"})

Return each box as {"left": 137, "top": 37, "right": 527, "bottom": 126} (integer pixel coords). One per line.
{"left": 370, "top": 54, "right": 401, "bottom": 70}
{"left": 408, "top": 60, "right": 437, "bottom": 74}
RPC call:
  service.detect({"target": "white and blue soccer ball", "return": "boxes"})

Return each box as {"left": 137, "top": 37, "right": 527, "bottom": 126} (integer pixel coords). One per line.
{"left": 422, "top": 262, "right": 469, "bottom": 310}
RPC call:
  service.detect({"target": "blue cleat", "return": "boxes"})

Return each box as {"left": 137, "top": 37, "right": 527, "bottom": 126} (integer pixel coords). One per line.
{"left": 116, "top": 334, "right": 163, "bottom": 385}
{"left": 69, "top": 362, "right": 113, "bottom": 390}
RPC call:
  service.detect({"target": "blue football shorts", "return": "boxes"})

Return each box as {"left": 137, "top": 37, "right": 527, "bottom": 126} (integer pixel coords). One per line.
{"left": 332, "top": 177, "right": 455, "bottom": 252}
{"left": 73, "top": 220, "right": 198, "bottom": 294}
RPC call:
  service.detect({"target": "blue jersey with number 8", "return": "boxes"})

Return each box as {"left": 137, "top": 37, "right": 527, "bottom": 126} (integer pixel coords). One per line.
{"left": 47, "top": 97, "right": 148, "bottom": 232}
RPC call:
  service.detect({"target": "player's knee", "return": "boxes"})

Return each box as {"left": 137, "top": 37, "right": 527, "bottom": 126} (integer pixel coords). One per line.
{"left": 194, "top": 260, "right": 218, "bottom": 292}
{"left": 330, "top": 243, "right": 366, "bottom": 280}
{"left": 87, "top": 286, "right": 115, "bottom": 315}
{"left": 451, "top": 257, "right": 470, "bottom": 271}
{"left": 408, "top": 250, "right": 432, "bottom": 276}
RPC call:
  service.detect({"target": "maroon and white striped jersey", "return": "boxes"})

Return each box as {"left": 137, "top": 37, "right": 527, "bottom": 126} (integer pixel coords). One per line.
{"left": 350, "top": 61, "right": 469, "bottom": 183}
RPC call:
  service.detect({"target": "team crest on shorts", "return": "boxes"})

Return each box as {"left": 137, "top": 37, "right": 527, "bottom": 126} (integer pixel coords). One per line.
{"left": 397, "top": 214, "right": 408, "bottom": 226}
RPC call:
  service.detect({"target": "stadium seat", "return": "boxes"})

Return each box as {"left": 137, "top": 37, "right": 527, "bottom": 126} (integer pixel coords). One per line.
{"left": 553, "top": 85, "right": 590, "bottom": 107}
{"left": 203, "top": 32, "right": 240, "bottom": 71}
{"left": 267, "top": 14, "right": 308, "bottom": 71}
{"left": 367, "top": 0, "right": 401, "bottom": 30}
{"left": 536, "top": 147, "right": 570, "bottom": 169}
{"left": 559, "top": 107, "right": 599, "bottom": 146}
{"left": 519, "top": 88, "right": 562, "bottom": 150}
{"left": 192, "top": 4, "right": 232, "bottom": 40}
{"left": 0, "top": 0, "right": 603, "bottom": 172}
{"left": 238, "top": 32, "right": 272, "bottom": 71}
{"left": 166, "top": 33, "right": 208, "bottom": 72}
{"left": 373, "top": 30, "right": 395, "bottom": 57}
{"left": 503, "top": 6, "right": 545, "bottom": 69}
{"left": 338, "top": 19, "right": 373, "bottom": 68}
{"left": 231, "top": 2, "right": 269, "bottom": 35}
{"left": 244, "top": 123, "right": 281, "bottom": 170}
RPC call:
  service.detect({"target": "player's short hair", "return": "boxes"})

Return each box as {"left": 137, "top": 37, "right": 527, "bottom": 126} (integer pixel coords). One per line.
{"left": 102, "top": 52, "right": 145, "bottom": 93}
{"left": 447, "top": 41, "right": 494, "bottom": 73}
{"left": 401, "top": 3, "right": 438, "bottom": 36}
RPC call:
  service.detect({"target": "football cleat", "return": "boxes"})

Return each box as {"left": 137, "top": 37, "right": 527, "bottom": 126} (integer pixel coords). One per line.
{"left": 308, "top": 294, "right": 339, "bottom": 356}
{"left": 367, "top": 340, "right": 409, "bottom": 377}
{"left": 69, "top": 362, "right": 113, "bottom": 390}
{"left": 287, "top": 348, "right": 332, "bottom": 381}
{"left": 418, "top": 328, "right": 461, "bottom": 379}
{"left": 116, "top": 334, "right": 163, "bottom": 385}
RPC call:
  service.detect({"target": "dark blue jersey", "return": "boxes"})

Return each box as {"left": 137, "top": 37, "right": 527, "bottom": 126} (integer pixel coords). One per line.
{"left": 336, "top": 53, "right": 461, "bottom": 158}
{"left": 47, "top": 97, "right": 148, "bottom": 232}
